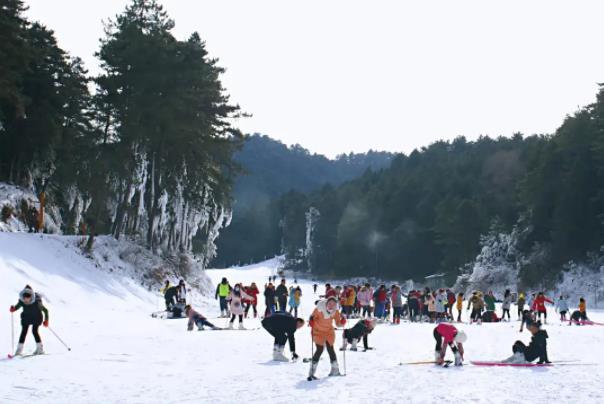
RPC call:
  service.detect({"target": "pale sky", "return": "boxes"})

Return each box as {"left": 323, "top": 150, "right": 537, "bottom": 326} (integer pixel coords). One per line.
{"left": 25, "top": 0, "right": 604, "bottom": 157}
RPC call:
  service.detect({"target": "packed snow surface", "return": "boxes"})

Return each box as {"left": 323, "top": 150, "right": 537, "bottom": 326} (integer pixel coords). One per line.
{"left": 1, "top": 233, "right": 603, "bottom": 403}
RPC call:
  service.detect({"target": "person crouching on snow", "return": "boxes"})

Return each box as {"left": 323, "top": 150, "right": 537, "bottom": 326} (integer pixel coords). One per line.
{"left": 261, "top": 312, "right": 305, "bottom": 362}
{"left": 504, "top": 320, "right": 550, "bottom": 364}
{"left": 10, "top": 285, "right": 49, "bottom": 356}
{"left": 228, "top": 284, "right": 253, "bottom": 329}
{"left": 185, "top": 305, "right": 221, "bottom": 331}
{"left": 433, "top": 323, "right": 466, "bottom": 366}
{"left": 341, "top": 318, "right": 377, "bottom": 351}
{"left": 308, "top": 297, "right": 347, "bottom": 379}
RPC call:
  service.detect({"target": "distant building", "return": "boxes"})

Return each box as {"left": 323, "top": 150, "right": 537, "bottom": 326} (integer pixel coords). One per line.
{"left": 425, "top": 273, "right": 446, "bottom": 290}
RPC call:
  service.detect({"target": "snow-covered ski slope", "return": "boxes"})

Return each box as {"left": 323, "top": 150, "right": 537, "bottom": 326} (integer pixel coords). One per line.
{"left": 1, "top": 233, "right": 603, "bottom": 403}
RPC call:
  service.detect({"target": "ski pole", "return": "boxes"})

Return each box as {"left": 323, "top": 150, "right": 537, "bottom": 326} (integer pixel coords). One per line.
{"left": 11, "top": 312, "right": 15, "bottom": 354}
{"left": 48, "top": 326, "right": 71, "bottom": 351}
{"left": 343, "top": 343, "right": 346, "bottom": 376}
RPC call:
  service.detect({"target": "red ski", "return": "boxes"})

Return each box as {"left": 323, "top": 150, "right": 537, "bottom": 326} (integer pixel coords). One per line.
{"left": 470, "top": 361, "right": 552, "bottom": 367}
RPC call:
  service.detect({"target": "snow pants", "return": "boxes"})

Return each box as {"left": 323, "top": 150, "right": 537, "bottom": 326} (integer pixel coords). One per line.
{"left": 19, "top": 323, "right": 41, "bottom": 344}
{"left": 195, "top": 318, "right": 216, "bottom": 329}
{"left": 219, "top": 297, "right": 228, "bottom": 312}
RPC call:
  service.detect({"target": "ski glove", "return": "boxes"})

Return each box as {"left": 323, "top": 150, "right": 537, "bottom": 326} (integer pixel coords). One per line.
{"left": 43, "top": 320, "right": 49, "bottom": 328}
{"left": 9, "top": 306, "right": 16, "bottom": 313}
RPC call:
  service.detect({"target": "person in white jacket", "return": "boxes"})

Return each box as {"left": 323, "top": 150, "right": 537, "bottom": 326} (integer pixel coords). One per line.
{"left": 228, "top": 284, "right": 253, "bottom": 329}
{"left": 357, "top": 284, "right": 373, "bottom": 318}
{"left": 556, "top": 295, "right": 569, "bottom": 321}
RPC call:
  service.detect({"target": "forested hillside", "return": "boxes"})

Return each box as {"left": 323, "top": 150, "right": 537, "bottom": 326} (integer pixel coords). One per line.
{"left": 211, "top": 134, "right": 394, "bottom": 266}
{"left": 0, "top": 0, "right": 241, "bottom": 266}
{"left": 276, "top": 87, "right": 604, "bottom": 288}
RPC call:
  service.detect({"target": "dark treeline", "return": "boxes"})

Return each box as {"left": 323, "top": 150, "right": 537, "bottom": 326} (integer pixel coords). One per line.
{"left": 277, "top": 87, "right": 604, "bottom": 285}
{"left": 212, "top": 134, "right": 394, "bottom": 267}
{"left": 0, "top": 0, "right": 241, "bottom": 261}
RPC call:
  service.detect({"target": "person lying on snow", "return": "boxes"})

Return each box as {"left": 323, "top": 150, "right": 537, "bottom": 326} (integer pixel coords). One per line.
{"left": 340, "top": 318, "right": 377, "bottom": 351}
{"left": 433, "top": 323, "right": 466, "bottom": 366}
{"left": 503, "top": 320, "right": 550, "bottom": 364}
{"left": 308, "top": 297, "right": 346, "bottom": 379}
{"left": 185, "top": 305, "right": 221, "bottom": 331}
{"left": 10, "top": 285, "right": 49, "bottom": 356}
{"left": 261, "top": 312, "right": 305, "bottom": 362}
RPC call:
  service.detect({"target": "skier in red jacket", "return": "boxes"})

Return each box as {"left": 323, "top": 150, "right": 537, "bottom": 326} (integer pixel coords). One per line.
{"left": 243, "top": 283, "right": 260, "bottom": 318}
{"left": 433, "top": 323, "right": 467, "bottom": 366}
{"left": 531, "top": 292, "right": 553, "bottom": 323}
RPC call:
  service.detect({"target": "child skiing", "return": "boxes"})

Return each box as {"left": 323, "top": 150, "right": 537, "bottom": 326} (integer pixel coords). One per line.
{"left": 341, "top": 318, "right": 377, "bottom": 351}
{"left": 433, "top": 323, "right": 467, "bottom": 366}
{"left": 185, "top": 305, "right": 221, "bottom": 331}
{"left": 308, "top": 297, "right": 346, "bottom": 380}
{"left": 227, "top": 284, "right": 253, "bottom": 329}
{"left": 9, "top": 285, "right": 49, "bottom": 356}
{"left": 261, "top": 312, "right": 305, "bottom": 362}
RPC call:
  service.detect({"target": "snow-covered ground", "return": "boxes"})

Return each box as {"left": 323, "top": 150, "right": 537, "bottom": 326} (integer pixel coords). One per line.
{"left": 1, "top": 233, "right": 603, "bottom": 403}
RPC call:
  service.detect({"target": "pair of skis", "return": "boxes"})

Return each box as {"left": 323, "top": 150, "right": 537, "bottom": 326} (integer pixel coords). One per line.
{"left": 399, "top": 359, "right": 594, "bottom": 367}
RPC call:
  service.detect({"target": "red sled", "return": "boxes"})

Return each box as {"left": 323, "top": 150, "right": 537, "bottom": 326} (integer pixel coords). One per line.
{"left": 470, "top": 361, "right": 552, "bottom": 367}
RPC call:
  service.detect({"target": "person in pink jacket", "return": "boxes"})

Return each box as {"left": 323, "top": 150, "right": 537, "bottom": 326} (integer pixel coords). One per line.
{"left": 228, "top": 284, "right": 253, "bottom": 329}
{"left": 357, "top": 284, "right": 373, "bottom": 318}
{"left": 433, "top": 323, "right": 467, "bottom": 366}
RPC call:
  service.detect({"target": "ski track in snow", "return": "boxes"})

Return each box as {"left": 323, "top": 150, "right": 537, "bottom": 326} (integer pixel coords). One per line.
{"left": 1, "top": 233, "right": 603, "bottom": 403}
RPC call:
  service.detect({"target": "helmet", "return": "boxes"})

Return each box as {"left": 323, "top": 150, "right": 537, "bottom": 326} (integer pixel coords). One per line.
{"left": 454, "top": 330, "right": 467, "bottom": 344}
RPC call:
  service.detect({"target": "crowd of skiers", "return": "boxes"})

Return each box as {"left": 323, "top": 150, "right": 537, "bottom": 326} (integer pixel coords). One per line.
{"left": 6, "top": 275, "right": 590, "bottom": 373}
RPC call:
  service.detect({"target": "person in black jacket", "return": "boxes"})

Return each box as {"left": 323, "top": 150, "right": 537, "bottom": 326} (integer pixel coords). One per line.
{"left": 275, "top": 279, "right": 289, "bottom": 312}
{"left": 264, "top": 283, "right": 276, "bottom": 317}
{"left": 340, "top": 318, "right": 377, "bottom": 351}
{"left": 10, "top": 285, "right": 49, "bottom": 356}
{"left": 261, "top": 312, "right": 305, "bottom": 361}
{"left": 164, "top": 285, "right": 180, "bottom": 311}
{"left": 511, "top": 320, "right": 550, "bottom": 363}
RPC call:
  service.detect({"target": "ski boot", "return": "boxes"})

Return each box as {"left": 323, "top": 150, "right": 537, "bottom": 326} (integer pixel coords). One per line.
{"left": 307, "top": 360, "right": 319, "bottom": 381}
{"left": 33, "top": 343, "right": 44, "bottom": 355}
{"left": 454, "top": 351, "right": 463, "bottom": 366}
{"left": 238, "top": 323, "right": 245, "bottom": 330}
{"left": 273, "top": 345, "right": 289, "bottom": 362}
{"left": 14, "top": 343, "right": 24, "bottom": 357}
{"left": 227, "top": 322, "right": 234, "bottom": 329}
{"left": 328, "top": 360, "right": 342, "bottom": 376}
{"left": 340, "top": 339, "right": 348, "bottom": 351}
{"left": 350, "top": 339, "right": 358, "bottom": 351}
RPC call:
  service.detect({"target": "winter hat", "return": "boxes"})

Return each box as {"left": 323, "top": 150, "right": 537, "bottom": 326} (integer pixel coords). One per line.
{"left": 454, "top": 330, "right": 467, "bottom": 344}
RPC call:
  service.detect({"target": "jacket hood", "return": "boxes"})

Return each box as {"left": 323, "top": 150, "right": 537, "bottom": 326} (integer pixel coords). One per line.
{"left": 19, "top": 287, "right": 36, "bottom": 305}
